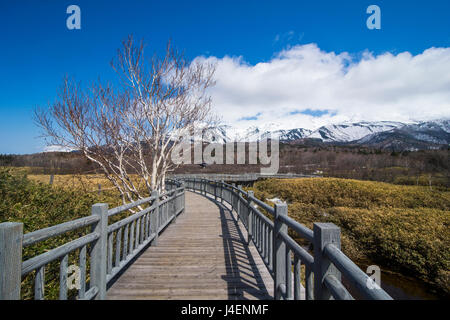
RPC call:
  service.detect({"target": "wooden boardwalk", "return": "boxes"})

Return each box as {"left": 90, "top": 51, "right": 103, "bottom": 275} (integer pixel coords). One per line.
{"left": 107, "top": 191, "right": 274, "bottom": 300}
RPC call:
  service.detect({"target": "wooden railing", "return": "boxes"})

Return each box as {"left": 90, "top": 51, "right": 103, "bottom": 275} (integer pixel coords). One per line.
{"left": 0, "top": 183, "right": 185, "bottom": 300}
{"left": 1, "top": 176, "right": 393, "bottom": 300}
{"left": 182, "top": 178, "right": 393, "bottom": 300}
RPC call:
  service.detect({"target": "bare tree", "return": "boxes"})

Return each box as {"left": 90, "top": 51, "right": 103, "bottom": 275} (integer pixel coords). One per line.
{"left": 35, "top": 35, "right": 217, "bottom": 206}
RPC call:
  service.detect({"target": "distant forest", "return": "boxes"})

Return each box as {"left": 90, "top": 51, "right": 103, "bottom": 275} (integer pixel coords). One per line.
{"left": 1, "top": 143, "right": 449, "bottom": 187}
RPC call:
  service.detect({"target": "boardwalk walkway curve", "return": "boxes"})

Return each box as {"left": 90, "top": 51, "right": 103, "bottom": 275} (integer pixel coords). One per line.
{"left": 0, "top": 177, "right": 392, "bottom": 300}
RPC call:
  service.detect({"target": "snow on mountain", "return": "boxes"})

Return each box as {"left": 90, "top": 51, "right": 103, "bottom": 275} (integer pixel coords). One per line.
{"left": 404, "top": 120, "right": 450, "bottom": 143}
{"left": 198, "top": 122, "right": 311, "bottom": 142}
{"left": 357, "top": 120, "right": 450, "bottom": 149}
{"left": 205, "top": 124, "right": 312, "bottom": 142}
{"left": 230, "top": 122, "right": 286, "bottom": 141}
{"left": 43, "top": 145, "right": 77, "bottom": 153}
{"left": 307, "top": 121, "right": 406, "bottom": 143}
{"left": 201, "top": 120, "right": 448, "bottom": 149}
{"left": 49, "top": 120, "right": 447, "bottom": 153}
{"left": 274, "top": 128, "right": 313, "bottom": 142}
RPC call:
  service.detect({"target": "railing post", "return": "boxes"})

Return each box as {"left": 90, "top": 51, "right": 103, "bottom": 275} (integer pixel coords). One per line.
{"left": 232, "top": 183, "right": 235, "bottom": 201}
{"left": 274, "top": 203, "right": 287, "bottom": 300}
{"left": 313, "top": 223, "right": 341, "bottom": 300}
{"left": 171, "top": 190, "right": 176, "bottom": 224}
{"left": 90, "top": 203, "right": 108, "bottom": 300}
{"left": 247, "top": 191, "right": 254, "bottom": 245}
{"left": 237, "top": 185, "right": 242, "bottom": 221}
{"left": 181, "top": 182, "right": 185, "bottom": 214}
{"left": 220, "top": 180, "right": 224, "bottom": 203}
{"left": 231, "top": 183, "right": 236, "bottom": 211}
{"left": 0, "top": 222, "right": 23, "bottom": 300}
{"left": 214, "top": 181, "right": 217, "bottom": 201}
{"left": 151, "top": 190, "right": 159, "bottom": 246}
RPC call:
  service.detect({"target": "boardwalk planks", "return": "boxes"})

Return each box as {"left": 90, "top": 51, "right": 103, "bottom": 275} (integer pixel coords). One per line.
{"left": 107, "top": 192, "right": 273, "bottom": 300}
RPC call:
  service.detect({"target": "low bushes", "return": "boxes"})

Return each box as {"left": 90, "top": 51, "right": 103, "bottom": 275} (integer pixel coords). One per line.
{"left": 252, "top": 178, "right": 450, "bottom": 296}
{"left": 0, "top": 168, "right": 122, "bottom": 299}
{"left": 254, "top": 178, "right": 449, "bottom": 210}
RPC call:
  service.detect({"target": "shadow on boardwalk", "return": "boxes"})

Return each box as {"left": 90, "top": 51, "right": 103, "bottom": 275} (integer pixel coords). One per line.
{"left": 107, "top": 191, "right": 273, "bottom": 300}
{"left": 216, "top": 198, "right": 272, "bottom": 299}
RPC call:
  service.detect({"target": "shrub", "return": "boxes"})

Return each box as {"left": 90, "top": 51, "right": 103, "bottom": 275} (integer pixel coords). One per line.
{"left": 254, "top": 178, "right": 450, "bottom": 210}
{"left": 252, "top": 178, "right": 450, "bottom": 296}
{"left": 0, "top": 168, "right": 122, "bottom": 299}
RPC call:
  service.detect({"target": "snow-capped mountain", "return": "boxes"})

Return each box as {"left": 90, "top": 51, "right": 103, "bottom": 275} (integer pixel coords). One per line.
{"left": 356, "top": 120, "right": 450, "bottom": 150}
{"left": 230, "top": 126, "right": 312, "bottom": 142}
{"left": 43, "top": 145, "right": 77, "bottom": 153}
{"left": 307, "top": 121, "right": 406, "bottom": 143}
{"left": 202, "top": 119, "right": 449, "bottom": 150}
{"left": 274, "top": 128, "right": 313, "bottom": 142}
{"left": 43, "top": 120, "right": 450, "bottom": 153}
{"left": 200, "top": 123, "right": 311, "bottom": 143}
{"left": 401, "top": 120, "right": 450, "bottom": 143}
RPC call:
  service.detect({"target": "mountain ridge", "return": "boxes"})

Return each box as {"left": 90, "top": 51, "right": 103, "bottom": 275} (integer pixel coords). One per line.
{"left": 208, "top": 119, "right": 450, "bottom": 151}
{"left": 43, "top": 119, "right": 450, "bottom": 153}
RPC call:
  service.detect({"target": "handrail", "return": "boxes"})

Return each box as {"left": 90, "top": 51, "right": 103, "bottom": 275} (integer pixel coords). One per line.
{"left": 0, "top": 176, "right": 393, "bottom": 301}
{"left": 323, "top": 274, "right": 354, "bottom": 300}
{"left": 249, "top": 195, "right": 275, "bottom": 215}
{"left": 0, "top": 180, "right": 186, "bottom": 300}
{"left": 278, "top": 230, "right": 313, "bottom": 268}
{"left": 324, "top": 243, "right": 393, "bottom": 300}
{"left": 107, "top": 195, "right": 156, "bottom": 217}
{"left": 249, "top": 205, "right": 274, "bottom": 228}
{"left": 107, "top": 203, "right": 156, "bottom": 233}
{"left": 21, "top": 232, "right": 100, "bottom": 276}
{"left": 23, "top": 215, "right": 100, "bottom": 247}
{"left": 278, "top": 214, "right": 314, "bottom": 242}
{"left": 181, "top": 177, "right": 392, "bottom": 301}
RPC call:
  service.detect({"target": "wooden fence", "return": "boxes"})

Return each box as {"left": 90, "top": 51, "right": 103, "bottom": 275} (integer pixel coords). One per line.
{"left": 0, "top": 177, "right": 392, "bottom": 300}
{"left": 182, "top": 178, "right": 393, "bottom": 300}
{"left": 0, "top": 182, "right": 185, "bottom": 300}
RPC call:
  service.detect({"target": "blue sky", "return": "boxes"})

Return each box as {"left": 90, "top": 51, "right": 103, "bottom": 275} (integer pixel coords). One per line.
{"left": 1, "top": 0, "right": 450, "bottom": 154}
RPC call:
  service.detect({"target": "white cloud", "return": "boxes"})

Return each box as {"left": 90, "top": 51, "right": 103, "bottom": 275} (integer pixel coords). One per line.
{"left": 195, "top": 44, "right": 450, "bottom": 131}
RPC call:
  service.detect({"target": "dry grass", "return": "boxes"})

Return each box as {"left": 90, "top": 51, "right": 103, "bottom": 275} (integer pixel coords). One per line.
{"left": 27, "top": 173, "right": 152, "bottom": 196}
{"left": 252, "top": 178, "right": 450, "bottom": 296}
{"left": 28, "top": 173, "right": 115, "bottom": 193}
